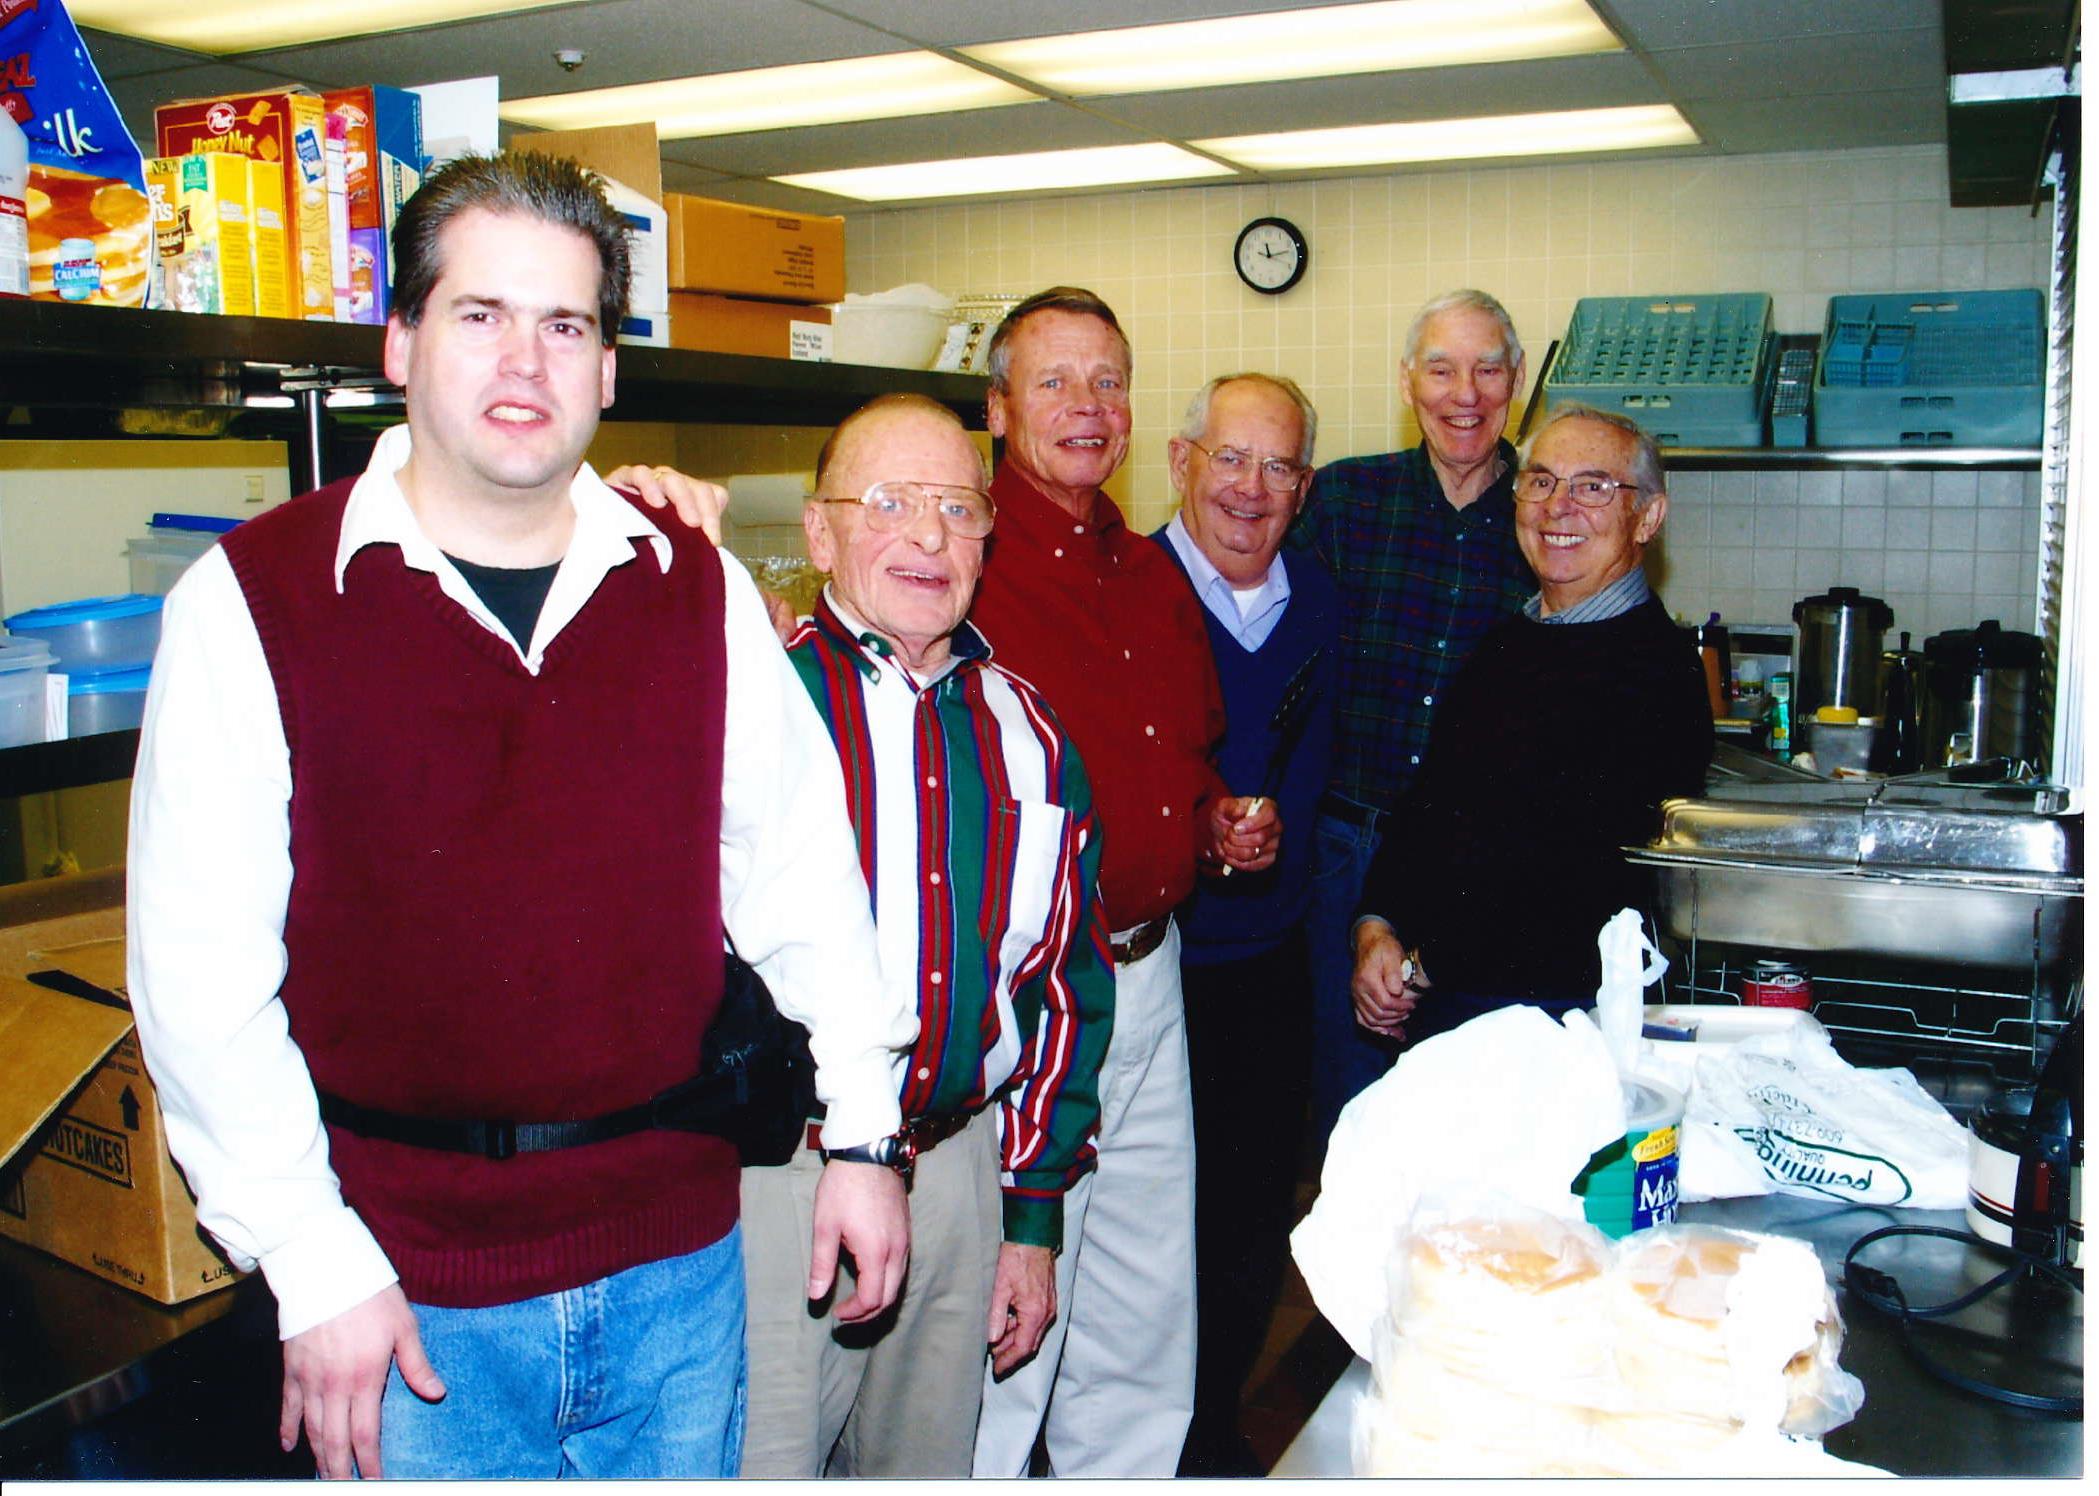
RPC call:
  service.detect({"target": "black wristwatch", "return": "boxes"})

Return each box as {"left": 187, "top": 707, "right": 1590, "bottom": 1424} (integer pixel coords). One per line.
{"left": 821, "top": 1131, "right": 915, "bottom": 1180}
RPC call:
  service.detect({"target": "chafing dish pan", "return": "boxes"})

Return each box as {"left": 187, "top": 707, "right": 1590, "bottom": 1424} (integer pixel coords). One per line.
{"left": 1628, "top": 773, "right": 2081, "bottom": 971}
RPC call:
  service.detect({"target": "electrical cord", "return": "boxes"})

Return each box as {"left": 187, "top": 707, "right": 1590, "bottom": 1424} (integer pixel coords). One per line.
{"left": 1842, "top": 1224, "right": 2082, "bottom": 1419}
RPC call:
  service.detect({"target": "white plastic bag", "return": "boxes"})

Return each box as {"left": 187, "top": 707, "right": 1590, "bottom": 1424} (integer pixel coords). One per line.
{"left": 1680, "top": 1022, "right": 1970, "bottom": 1208}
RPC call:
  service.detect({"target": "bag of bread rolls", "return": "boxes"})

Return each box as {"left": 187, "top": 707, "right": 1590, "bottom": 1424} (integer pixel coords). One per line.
{"left": 1, "top": 0, "right": 152, "bottom": 307}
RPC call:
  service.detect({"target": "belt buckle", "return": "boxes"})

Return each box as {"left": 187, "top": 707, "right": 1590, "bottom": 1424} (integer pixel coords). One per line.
{"left": 475, "top": 1120, "right": 519, "bottom": 1161}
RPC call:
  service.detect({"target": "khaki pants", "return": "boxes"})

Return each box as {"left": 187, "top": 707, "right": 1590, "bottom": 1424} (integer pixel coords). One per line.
{"left": 738, "top": 1105, "right": 1001, "bottom": 1476}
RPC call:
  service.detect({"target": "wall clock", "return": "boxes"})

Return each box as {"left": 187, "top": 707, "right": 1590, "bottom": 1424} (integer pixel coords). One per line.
{"left": 1234, "top": 216, "right": 1308, "bottom": 295}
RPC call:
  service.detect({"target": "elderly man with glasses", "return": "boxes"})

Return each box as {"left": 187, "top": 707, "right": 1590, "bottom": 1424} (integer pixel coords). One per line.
{"left": 1287, "top": 288, "right": 1538, "bottom": 1149}
{"left": 1153, "top": 373, "right": 1338, "bottom": 1476}
{"left": 1349, "top": 405, "right": 1712, "bottom": 1047}
{"left": 737, "top": 393, "right": 1115, "bottom": 1477}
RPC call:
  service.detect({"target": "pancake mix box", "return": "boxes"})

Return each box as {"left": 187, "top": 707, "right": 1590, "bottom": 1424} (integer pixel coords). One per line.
{"left": 3, "top": 0, "right": 152, "bottom": 306}
{"left": 156, "top": 88, "right": 333, "bottom": 320}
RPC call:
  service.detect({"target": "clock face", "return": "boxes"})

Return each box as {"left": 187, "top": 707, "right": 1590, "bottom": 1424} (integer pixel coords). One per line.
{"left": 1235, "top": 217, "right": 1307, "bottom": 294}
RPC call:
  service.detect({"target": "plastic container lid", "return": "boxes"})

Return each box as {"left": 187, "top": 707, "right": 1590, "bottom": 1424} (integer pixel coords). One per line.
{"left": 1623, "top": 1077, "right": 1685, "bottom": 1130}
{"left": 5, "top": 592, "right": 165, "bottom": 629}
{"left": 1814, "top": 705, "right": 1861, "bottom": 724}
{"left": 150, "top": 512, "right": 242, "bottom": 534}
{"left": 0, "top": 635, "right": 55, "bottom": 672}
{"left": 69, "top": 666, "right": 151, "bottom": 695}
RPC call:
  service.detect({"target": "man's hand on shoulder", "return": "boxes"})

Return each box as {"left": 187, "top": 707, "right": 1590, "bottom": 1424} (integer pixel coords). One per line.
{"left": 602, "top": 463, "right": 728, "bottom": 546}
{"left": 986, "top": 1241, "right": 1057, "bottom": 1377}
{"left": 809, "top": 1159, "right": 910, "bottom": 1324}
{"left": 279, "top": 1283, "right": 443, "bottom": 1479}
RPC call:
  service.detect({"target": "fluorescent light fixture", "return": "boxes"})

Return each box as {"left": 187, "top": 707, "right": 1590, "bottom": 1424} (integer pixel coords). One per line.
{"left": 962, "top": 0, "right": 1618, "bottom": 96}
{"left": 1949, "top": 64, "right": 2080, "bottom": 104}
{"left": 65, "top": 1, "right": 574, "bottom": 55}
{"left": 1201, "top": 104, "right": 1696, "bottom": 171}
{"left": 777, "top": 144, "right": 1233, "bottom": 202}
{"left": 504, "top": 54, "right": 1035, "bottom": 139}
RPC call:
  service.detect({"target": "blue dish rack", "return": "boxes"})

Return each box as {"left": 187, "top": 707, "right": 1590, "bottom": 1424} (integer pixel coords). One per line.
{"left": 1541, "top": 293, "right": 1776, "bottom": 447}
{"left": 1813, "top": 289, "right": 2044, "bottom": 447}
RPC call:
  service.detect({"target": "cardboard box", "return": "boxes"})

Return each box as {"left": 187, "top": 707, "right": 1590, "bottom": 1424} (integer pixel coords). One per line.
{"left": 323, "top": 111, "right": 352, "bottom": 321}
{"left": 669, "top": 292, "right": 833, "bottom": 360}
{"left": 156, "top": 89, "right": 335, "bottom": 321}
{"left": 249, "top": 160, "right": 292, "bottom": 319}
{"left": 0, "top": 892, "right": 244, "bottom": 1305}
{"left": 145, "top": 152, "right": 259, "bottom": 317}
{"left": 323, "top": 86, "right": 425, "bottom": 323}
{"left": 513, "top": 125, "right": 670, "bottom": 348}
{"left": 664, "top": 193, "right": 845, "bottom": 304}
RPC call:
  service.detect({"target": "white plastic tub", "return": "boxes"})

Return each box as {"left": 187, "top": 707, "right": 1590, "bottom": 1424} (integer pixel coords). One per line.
{"left": 0, "top": 634, "right": 54, "bottom": 747}
{"left": 126, "top": 513, "right": 240, "bottom": 596}
{"left": 5, "top": 593, "right": 163, "bottom": 676}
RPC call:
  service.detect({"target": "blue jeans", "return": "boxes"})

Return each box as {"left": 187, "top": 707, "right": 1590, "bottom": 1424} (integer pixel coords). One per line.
{"left": 379, "top": 1227, "right": 747, "bottom": 1479}
{"left": 1306, "top": 809, "right": 1401, "bottom": 1157}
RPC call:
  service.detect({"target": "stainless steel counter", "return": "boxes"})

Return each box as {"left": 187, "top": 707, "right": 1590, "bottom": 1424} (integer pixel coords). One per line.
{"left": 1272, "top": 1194, "right": 2082, "bottom": 1478}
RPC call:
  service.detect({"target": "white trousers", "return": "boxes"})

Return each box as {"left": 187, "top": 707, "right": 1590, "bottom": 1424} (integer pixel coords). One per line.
{"left": 971, "top": 920, "right": 1197, "bottom": 1477}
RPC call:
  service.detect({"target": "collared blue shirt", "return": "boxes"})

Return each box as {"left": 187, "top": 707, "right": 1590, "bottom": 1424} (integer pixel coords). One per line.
{"left": 1161, "top": 512, "right": 1292, "bottom": 651}
{"left": 1522, "top": 564, "right": 1652, "bottom": 625}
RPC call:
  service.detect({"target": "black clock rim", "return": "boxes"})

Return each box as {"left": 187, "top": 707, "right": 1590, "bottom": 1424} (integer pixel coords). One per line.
{"left": 1234, "top": 216, "right": 1308, "bottom": 295}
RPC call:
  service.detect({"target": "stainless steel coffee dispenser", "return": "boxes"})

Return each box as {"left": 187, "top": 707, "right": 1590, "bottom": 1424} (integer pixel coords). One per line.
{"left": 1791, "top": 587, "right": 1893, "bottom": 719}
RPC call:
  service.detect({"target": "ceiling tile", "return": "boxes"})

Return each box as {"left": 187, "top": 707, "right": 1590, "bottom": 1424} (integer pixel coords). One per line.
{"left": 816, "top": 0, "right": 1346, "bottom": 48}
{"left": 233, "top": 0, "right": 908, "bottom": 95}
{"left": 1598, "top": 0, "right": 1940, "bottom": 49}
{"left": 1650, "top": 29, "right": 1944, "bottom": 102}
{"left": 73, "top": 27, "right": 210, "bottom": 78}
{"left": 658, "top": 102, "right": 1140, "bottom": 177}
{"left": 1684, "top": 90, "right": 1946, "bottom": 153}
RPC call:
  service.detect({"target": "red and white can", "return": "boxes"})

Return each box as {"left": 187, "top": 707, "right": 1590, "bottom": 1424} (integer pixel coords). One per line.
{"left": 1742, "top": 959, "right": 1813, "bottom": 1010}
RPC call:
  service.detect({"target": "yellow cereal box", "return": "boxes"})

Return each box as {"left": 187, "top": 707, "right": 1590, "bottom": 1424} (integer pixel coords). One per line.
{"left": 145, "top": 152, "right": 256, "bottom": 316}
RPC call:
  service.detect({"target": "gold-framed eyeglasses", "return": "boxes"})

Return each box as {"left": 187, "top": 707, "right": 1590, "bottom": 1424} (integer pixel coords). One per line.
{"left": 1188, "top": 440, "right": 1309, "bottom": 493}
{"left": 1515, "top": 468, "right": 1643, "bottom": 508}
{"left": 814, "top": 480, "right": 996, "bottom": 539}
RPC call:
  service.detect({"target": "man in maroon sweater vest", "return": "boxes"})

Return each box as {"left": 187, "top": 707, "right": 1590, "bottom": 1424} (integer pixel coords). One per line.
{"left": 126, "top": 153, "right": 917, "bottom": 1480}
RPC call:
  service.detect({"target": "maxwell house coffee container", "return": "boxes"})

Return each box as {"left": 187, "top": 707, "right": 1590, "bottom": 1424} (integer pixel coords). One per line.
{"left": 1742, "top": 959, "right": 1813, "bottom": 1010}
{"left": 1573, "top": 1078, "right": 1684, "bottom": 1239}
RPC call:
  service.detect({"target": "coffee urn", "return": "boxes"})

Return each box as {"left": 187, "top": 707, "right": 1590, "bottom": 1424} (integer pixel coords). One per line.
{"left": 1792, "top": 587, "right": 1893, "bottom": 719}
{"left": 1922, "top": 619, "right": 2045, "bottom": 768}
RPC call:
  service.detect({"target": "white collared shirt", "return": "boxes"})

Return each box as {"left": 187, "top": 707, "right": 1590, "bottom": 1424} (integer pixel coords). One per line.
{"left": 1162, "top": 512, "right": 1293, "bottom": 651}
{"left": 126, "top": 424, "right": 915, "bottom": 1339}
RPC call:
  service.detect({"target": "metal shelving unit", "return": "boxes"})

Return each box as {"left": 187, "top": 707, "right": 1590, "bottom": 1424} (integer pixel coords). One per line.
{"left": 0, "top": 298, "right": 992, "bottom": 488}
{"left": 0, "top": 299, "right": 993, "bottom": 799}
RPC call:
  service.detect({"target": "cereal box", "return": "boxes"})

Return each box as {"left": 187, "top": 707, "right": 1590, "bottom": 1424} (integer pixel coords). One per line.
{"left": 156, "top": 89, "right": 333, "bottom": 321}
{"left": 146, "top": 152, "right": 258, "bottom": 317}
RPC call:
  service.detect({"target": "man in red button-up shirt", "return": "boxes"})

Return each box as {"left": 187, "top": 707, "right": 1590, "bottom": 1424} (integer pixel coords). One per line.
{"left": 967, "top": 288, "right": 1279, "bottom": 1479}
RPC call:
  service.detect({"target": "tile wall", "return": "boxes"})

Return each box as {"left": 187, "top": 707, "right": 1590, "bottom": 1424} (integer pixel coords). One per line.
{"left": 838, "top": 142, "right": 2051, "bottom": 643}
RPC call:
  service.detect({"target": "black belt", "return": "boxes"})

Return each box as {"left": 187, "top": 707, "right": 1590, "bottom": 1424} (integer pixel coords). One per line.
{"left": 318, "top": 1074, "right": 730, "bottom": 1162}
{"left": 1318, "top": 793, "right": 1391, "bottom": 832}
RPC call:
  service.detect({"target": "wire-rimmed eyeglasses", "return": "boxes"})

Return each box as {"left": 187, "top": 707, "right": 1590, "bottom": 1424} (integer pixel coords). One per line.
{"left": 814, "top": 480, "right": 996, "bottom": 539}
{"left": 1514, "top": 468, "right": 1644, "bottom": 508}
{"left": 1188, "top": 440, "right": 1309, "bottom": 493}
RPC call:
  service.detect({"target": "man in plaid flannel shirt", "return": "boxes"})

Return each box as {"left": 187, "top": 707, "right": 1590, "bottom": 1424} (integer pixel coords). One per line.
{"left": 1285, "top": 289, "right": 1537, "bottom": 1147}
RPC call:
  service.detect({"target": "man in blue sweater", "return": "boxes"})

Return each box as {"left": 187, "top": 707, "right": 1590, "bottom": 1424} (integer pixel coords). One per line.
{"left": 1153, "top": 373, "right": 1339, "bottom": 1476}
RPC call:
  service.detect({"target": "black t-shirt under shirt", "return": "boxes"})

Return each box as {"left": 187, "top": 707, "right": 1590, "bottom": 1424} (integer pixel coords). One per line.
{"left": 445, "top": 553, "right": 560, "bottom": 652}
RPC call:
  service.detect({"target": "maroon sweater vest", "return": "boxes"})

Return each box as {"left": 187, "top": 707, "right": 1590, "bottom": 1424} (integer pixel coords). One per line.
{"left": 221, "top": 477, "right": 735, "bottom": 1308}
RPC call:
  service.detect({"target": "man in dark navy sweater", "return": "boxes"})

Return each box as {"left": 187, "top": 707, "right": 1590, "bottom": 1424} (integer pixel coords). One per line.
{"left": 1153, "top": 373, "right": 1340, "bottom": 1476}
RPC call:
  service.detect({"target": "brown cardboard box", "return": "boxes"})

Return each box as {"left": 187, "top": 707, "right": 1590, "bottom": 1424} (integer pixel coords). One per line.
{"left": 669, "top": 292, "right": 833, "bottom": 360}
{"left": 0, "top": 896, "right": 244, "bottom": 1305}
{"left": 664, "top": 193, "right": 845, "bottom": 304}
{"left": 155, "top": 89, "right": 334, "bottom": 321}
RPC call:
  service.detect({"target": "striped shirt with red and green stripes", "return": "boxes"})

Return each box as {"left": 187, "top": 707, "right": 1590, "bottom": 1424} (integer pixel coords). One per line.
{"left": 785, "top": 593, "right": 1114, "bottom": 1251}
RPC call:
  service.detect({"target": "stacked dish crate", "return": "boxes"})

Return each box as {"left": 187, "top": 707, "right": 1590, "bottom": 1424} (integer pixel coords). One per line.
{"left": 1541, "top": 293, "right": 1778, "bottom": 448}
